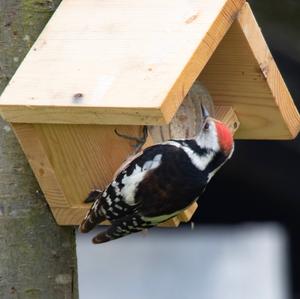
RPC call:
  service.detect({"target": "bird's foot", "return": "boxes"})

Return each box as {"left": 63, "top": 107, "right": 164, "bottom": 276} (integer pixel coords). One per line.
{"left": 114, "top": 125, "right": 148, "bottom": 153}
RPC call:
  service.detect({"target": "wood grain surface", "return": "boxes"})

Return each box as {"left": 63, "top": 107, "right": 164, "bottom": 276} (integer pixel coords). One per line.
{"left": 0, "top": 0, "right": 245, "bottom": 125}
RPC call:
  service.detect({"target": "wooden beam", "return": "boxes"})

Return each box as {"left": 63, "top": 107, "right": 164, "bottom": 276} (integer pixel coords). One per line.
{"left": 215, "top": 105, "right": 240, "bottom": 134}
{"left": 177, "top": 203, "right": 199, "bottom": 223}
{"left": 199, "top": 3, "right": 300, "bottom": 139}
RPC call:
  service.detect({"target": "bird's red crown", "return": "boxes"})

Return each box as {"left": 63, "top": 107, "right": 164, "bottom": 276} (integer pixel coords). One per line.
{"left": 215, "top": 121, "right": 234, "bottom": 155}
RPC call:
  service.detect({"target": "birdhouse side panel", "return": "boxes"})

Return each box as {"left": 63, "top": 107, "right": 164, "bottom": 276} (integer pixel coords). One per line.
{"left": 199, "top": 4, "right": 300, "bottom": 139}
{"left": 13, "top": 123, "right": 144, "bottom": 211}
{"left": 12, "top": 123, "right": 69, "bottom": 208}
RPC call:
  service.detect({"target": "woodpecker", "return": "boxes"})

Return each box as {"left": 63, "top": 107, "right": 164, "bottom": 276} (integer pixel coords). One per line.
{"left": 79, "top": 106, "right": 234, "bottom": 244}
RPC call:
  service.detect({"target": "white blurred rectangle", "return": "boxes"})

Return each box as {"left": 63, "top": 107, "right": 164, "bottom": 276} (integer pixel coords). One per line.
{"left": 76, "top": 224, "right": 289, "bottom": 299}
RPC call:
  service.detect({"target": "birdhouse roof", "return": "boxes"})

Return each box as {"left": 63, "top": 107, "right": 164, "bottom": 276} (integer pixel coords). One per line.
{"left": 0, "top": 0, "right": 299, "bottom": 139}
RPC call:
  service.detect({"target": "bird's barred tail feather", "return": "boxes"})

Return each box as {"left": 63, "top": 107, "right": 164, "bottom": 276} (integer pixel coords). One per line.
{"left": 80, "top": 191, "right": 105, "bottom": 233}
{"left": 79, "top": 205, "right": 106, "bottom": 233}
{"left": 84, "top": 189, "right": 103, "bottom": 203}
{"left": 92, "top": 216, "right": 154, "bottom": 244}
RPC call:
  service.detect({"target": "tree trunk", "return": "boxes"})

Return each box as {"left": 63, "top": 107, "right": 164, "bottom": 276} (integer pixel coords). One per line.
{"left": 0, "top": 1, "right": 79, "bottom": 298}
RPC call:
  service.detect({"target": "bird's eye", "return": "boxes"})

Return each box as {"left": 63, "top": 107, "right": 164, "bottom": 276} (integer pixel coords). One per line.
{"left": 204, "top": 122, "right": 210, "bottom": 131}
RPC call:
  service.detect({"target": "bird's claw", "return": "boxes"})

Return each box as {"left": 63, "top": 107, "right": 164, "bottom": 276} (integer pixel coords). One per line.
{"left": 114, "top": 126, "right": 148, "bottom": 152}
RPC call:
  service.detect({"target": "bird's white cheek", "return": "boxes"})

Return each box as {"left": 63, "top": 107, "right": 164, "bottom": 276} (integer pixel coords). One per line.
{"left": 196, "top": 123, "right": 219, "bottom": 152}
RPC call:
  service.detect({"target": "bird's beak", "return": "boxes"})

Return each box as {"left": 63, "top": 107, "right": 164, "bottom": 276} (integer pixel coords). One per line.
{"left": 201, "top": 104, "right": 210, "bottom": 120}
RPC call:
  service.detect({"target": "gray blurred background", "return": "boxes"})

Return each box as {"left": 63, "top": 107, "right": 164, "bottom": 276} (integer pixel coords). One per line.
{"left": 77, "top": 225, "right": 288, "bottom": 299}
{"left": 77, "top": 1, "right": 300, "bottom": 298}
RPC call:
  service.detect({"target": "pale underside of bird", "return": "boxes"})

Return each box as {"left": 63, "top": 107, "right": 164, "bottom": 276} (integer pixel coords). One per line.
{"left": 79, "top": 106, "right": 234, "bottom": 244}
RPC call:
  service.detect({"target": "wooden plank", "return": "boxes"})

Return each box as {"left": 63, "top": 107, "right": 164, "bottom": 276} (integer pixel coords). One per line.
{"left": 12, "top": 123, "right": 69, "bottom": 207}
{"left": 177, "top": 202, "right": 198, "bottom": 222}
{"left": 215, "top": 105, "right": 240, "bottom": 134}
{"left": 0, "top": 0, "right": 245, "bottom": 125}
{"left": 52, "top": 207, "right": 90, "bottom": 226}
{"left": 1, "top": 107, "right": 165, "bottom": 126}
{"left": 199, "top": 3, "right": 300, "bottom": 139}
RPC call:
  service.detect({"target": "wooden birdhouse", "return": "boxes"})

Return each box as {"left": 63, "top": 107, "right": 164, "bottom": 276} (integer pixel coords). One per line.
{"left": 0, "top": 0, "right": 299, "bottom": 227}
